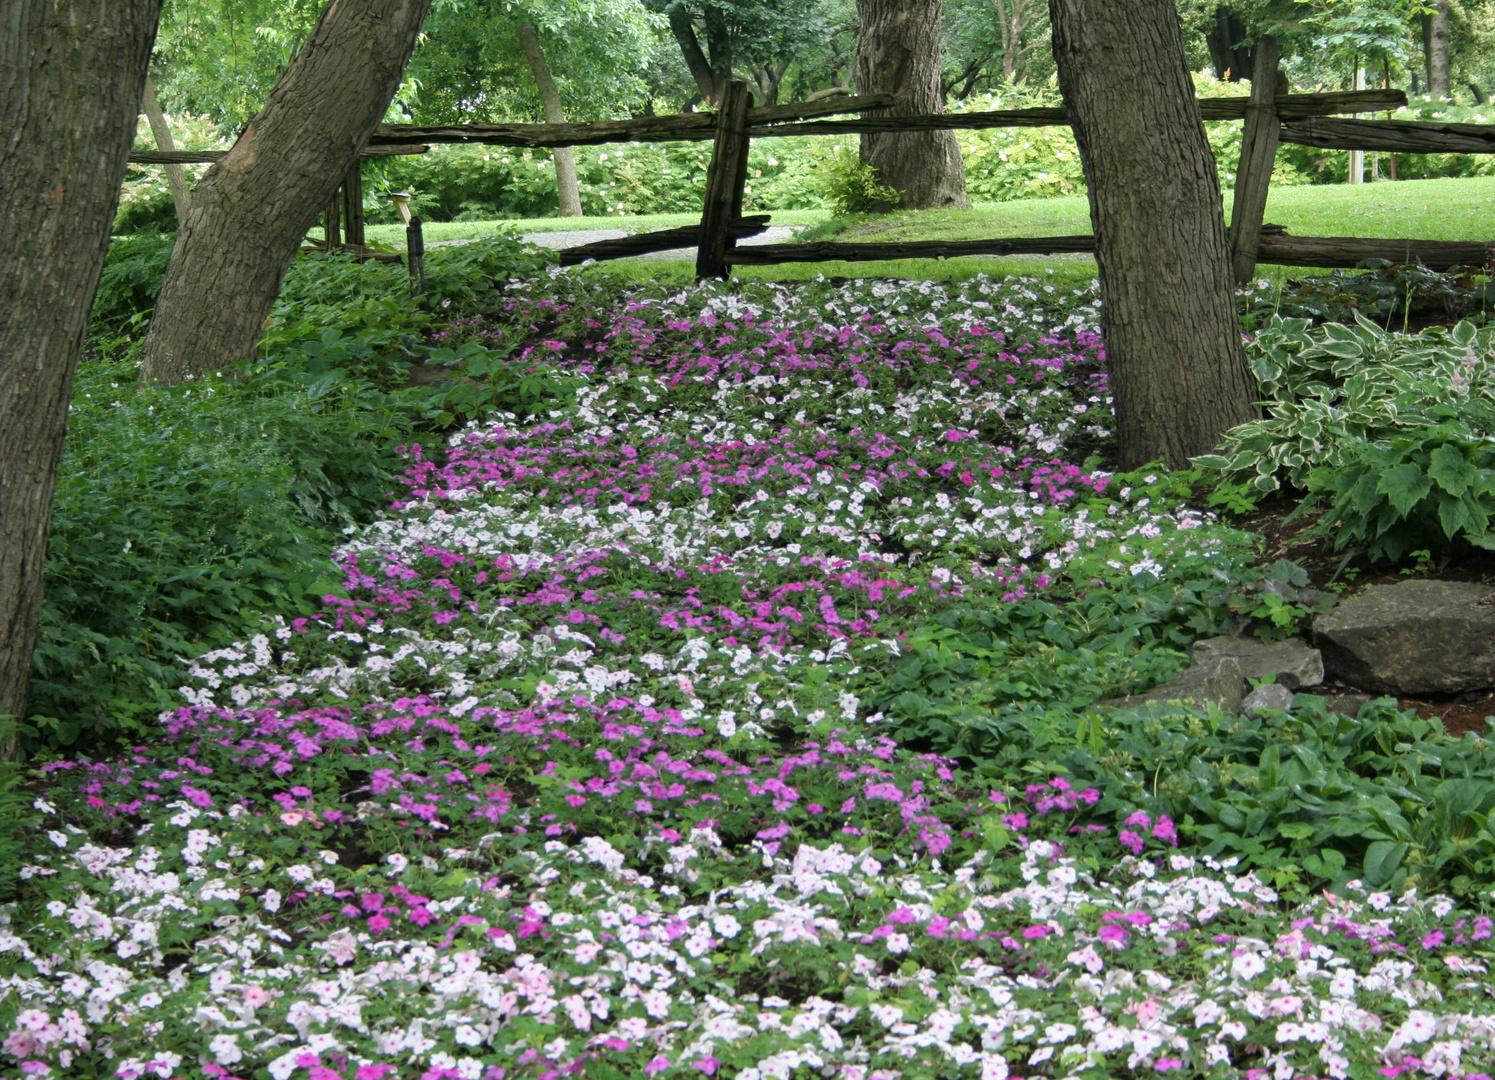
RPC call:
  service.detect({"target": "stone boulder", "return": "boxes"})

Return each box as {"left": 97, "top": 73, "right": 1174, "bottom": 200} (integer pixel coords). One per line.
{"left": 1100, "top": 657, "right": 1246, "bottom": 714}
{"left": 1242, "top": 682, "right": 1296, "bottom": 715}
{"left": 1188, "top": 634, "right": 1323, "bottom": 690}
{"left": 1313, "top": 579, "right": 1495, "bottom": 694}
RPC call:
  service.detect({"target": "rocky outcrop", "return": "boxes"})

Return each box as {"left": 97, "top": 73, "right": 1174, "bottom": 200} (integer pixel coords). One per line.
{"left": 1099, "top": 634, "right": 1323, "bottom": 714}
{"left": 1313, "top": 579, "right": 1495, "bottom": 694}
{"left": 1242, "top": 682, "right": 1296, "bottom": 714}
{"left": 1189, "top": 634, "right": 1324, "bottom": 691}
{"left": 1101, "top": 657, "right": 1247, "bottom": 714}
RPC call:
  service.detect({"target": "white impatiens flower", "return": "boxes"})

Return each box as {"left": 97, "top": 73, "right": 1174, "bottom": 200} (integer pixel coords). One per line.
{"left": 209, "top": 1033, "right": 243, "bottom": 1064}
{"left": 1232, "top": 951, "right": 1267, "bottom": 980}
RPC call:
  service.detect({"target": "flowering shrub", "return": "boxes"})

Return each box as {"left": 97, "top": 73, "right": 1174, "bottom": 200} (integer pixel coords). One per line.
{"left": 16, "top": 271, "right": 1495, "bottom": 1080}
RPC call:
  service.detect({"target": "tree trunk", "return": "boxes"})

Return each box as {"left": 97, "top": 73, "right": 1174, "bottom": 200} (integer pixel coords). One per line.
{"left": 142, "top": 73, "right": 191, "bottom": 223}
{"left": 1048, "top": 0, "right": 1256, "bottom": 470}
{"left": 751, "top": 60, "right": 790, "bottom": 107}
{"left": 138, "top": 0, "right": 432, "bottom": 384}
{"left": 0, "top": 0, "right": 162, "bottom": 758}
{"left": 668, "top": 5, "right": 729, "bottom": 105}
{"left": 1429, "top": 0, "right": 1451, "bottom": 99}
{"left": 517, "top": 21, "right": 581, "bottom": 217}
{"left": 855, "top": 0, "right": 970, "bottom": 210}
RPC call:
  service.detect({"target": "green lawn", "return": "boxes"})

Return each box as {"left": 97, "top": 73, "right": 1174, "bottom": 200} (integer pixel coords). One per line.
{"left": 362, "top": 175, "right": 1495, "bottom": 288}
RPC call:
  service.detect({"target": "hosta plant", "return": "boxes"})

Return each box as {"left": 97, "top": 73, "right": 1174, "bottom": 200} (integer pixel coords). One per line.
{"left": 1195, "top": 316, "right": 1495, "bottom": 492}
{"left": 1309, "top": 422, "right": 1495, "bottom": 561}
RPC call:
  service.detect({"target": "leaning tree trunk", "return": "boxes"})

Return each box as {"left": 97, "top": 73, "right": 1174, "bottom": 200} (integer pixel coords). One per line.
{"left": 855, "top": 0, "right": 970, "bottom": 210}
{"left": 1048, "top": 0, "right": 1256, "bottom": 470}
{"left": 138, "top": 0, "right": 432, "bottom": 384}
{"left": 517, "top": 21, "right": 582, "bottom": 217}
{"left": 0, "top": 0, "right": 162, "bottom": 759}
{"left": 142, "top": 73, "right": 191, "bottom": 223}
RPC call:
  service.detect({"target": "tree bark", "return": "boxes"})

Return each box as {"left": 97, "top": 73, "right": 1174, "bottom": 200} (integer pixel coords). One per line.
{"left": 1204, "top": 5, "right": 1253, "bottom": 82}
{"left": 1428, "top": 0, "right": 1451, "bottom": 99}
{"left": 667, "top": 5, "right": 730, "bottom": 105}
{"left": 138, "top": 0, "right": 432, "bottom": 384}
{"left": 517, "top": 21, "right": 582, "bottom": 217}
{"left": 0, "top": 0, "right": 162, "bottom": 757}
{"left": 855, "top": 0, "right": 970, "bottom": 210}
{"left": 142, "top": 73, "right": 191, "bottom": 223}
{"left": 1048, "top": 0, "right": 1255, "bottom": 470}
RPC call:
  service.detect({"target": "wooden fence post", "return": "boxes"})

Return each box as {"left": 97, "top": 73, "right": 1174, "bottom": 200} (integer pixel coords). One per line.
{"left": 342, "top": 162, "right": 366, "bottom": 248}
{"left": 407, "top": 215, "right": 426, "bottom": 297}
{"left": 697, "top": 80, "right": 754, "bottom": 281}
{"left": 1229, "top": 35, "right": 1282, "bottom": 284}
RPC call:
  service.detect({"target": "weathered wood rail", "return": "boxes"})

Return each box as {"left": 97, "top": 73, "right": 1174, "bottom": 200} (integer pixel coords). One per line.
{"left": 126, "top": 54, "right": 1495, "bottom": 277}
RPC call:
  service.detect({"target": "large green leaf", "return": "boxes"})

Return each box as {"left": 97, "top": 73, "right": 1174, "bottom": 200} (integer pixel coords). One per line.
{"left": 1428, "top": 443, "right": 1479, "bottom": 497}
{"left": 1375, "top": 463, "right": 1432, "bottom": 517}
{"left": 1363, "top": 840, "right": 1409, "bottom": 887}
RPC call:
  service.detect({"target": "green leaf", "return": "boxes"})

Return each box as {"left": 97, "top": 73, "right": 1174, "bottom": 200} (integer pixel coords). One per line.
{"left": 1439, "top": 492, "right": 1479, "bottom": 540}
{"left": 1428, "top": 443, "right": 1479, "bottom": 497}
{"left": 1303, "top": 847, "right": 1347, "bottom": 881}
{"left": 1363, "top": 840, "right": 1408, "bottom": 887}
{"left": 1376, "top": 463, "right": 1433, "bottom": 517}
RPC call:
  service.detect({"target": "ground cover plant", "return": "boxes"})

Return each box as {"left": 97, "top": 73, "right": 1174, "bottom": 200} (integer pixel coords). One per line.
{"left": 17, "top": 260, "right": 1495, "bottom": 1080}
{"left": 35, "top": 237, "right": 573, "bottom": 754}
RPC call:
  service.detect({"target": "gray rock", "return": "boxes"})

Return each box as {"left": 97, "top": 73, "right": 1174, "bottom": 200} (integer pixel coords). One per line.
{"left": 1189, "top": 634, "right": 1324, "bottom": 690}
{"left": 1317, "top": 692, "right": 1375, "bottom": 719}
{"left": 1313, "top": 579, "right": 1495, "bottom": 694}
{"left": 1242, "top": 682, "right": 1296, "bottom": 714}
{"left": 1099, "top": 657, "right": 1246, "bottom": 714}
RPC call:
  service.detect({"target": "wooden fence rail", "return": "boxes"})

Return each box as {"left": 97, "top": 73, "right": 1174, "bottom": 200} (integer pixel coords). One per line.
{"left": 124, "top": 57, "right": 1495, "bottom": 278}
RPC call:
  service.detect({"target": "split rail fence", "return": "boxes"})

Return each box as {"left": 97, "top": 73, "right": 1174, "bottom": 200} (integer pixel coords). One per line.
{"left": 128, "top": 36, "right": 1495, "bottom": 282}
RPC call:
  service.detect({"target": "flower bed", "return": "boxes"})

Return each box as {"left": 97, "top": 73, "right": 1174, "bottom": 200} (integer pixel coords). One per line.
{"left": 9, "top": 275, "right": 1495, "bottom": 1080}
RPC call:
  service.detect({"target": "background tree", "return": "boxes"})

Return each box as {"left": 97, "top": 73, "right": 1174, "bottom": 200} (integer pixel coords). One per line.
{"left": 138, "top": 0, "right": 432, "bottom": 384}
{"left": 151, "top": 0, "right": 327, "bottom": 127}
{"left": 856, "top": 0, "right": 970, "bottom": 209}
{"left": 1048, "top": 0, "right": 1255, "bottom": 469}
{"left": 408, "top": 0, "right": 660, "bottom": 121}
{"left": 406, "top": 0, "right": 660, "bottom": 215}
{"left": 0, "top": 0, "right": 162, "bottom": 757}
{"left": 943, "top": 0, "right": 1051, "bottom": 99}
{"left": 649, "top": 0, "right": 834, "bottom": 106}
{"left": 1424, "top": 0, "right": 1452, "bottom": 95}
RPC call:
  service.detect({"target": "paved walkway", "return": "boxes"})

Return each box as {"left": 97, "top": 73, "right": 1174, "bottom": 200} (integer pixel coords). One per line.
{"left": 518, "top": 225, "right": 801, "bottom": 261}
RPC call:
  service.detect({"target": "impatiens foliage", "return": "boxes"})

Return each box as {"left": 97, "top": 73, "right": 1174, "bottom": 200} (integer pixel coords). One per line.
{"left": 10, "top": 271, "right": 1495, "bottom": 1080}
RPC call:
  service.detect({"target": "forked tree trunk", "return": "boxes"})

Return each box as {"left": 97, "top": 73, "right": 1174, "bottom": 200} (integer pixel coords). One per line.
{"left": 0, "top": 0, "right": 162, "bottom": 758}
{"left": 517, "top": 21, "right": 582, "bottom": 217}
{"left": 855, "top": 0, "right": 970, "bottom": 210}
{"left": 1048, "top": 0, "right": 1256, "bottom": 470}
{"left": 668, "top": 5, "right": 730, "bottom": 105}
{"left": 138, "top": 0, "right": 432, "bottom": 384}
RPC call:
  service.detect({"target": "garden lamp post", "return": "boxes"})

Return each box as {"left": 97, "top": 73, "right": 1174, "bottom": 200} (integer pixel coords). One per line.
{"left": 386, "top": 190, "right": 413, "bottom": 226}
{"left": 386, "top": 191, "right": 423, "bottom": 296}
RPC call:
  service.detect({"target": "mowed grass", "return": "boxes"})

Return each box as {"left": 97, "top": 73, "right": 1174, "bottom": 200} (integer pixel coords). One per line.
{"left": 365, "top": 175, "right": 1495, "bottom": 288}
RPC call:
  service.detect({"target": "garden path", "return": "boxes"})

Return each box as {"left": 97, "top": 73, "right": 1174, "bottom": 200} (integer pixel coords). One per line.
{"left": 517, "top": 223, "right": 802, "bottom": 259}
